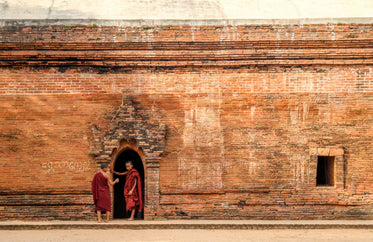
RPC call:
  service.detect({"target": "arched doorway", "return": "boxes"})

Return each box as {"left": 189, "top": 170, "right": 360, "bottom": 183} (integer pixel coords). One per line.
{"left": 113, "top": 148, "right": 145, "bottom": 219}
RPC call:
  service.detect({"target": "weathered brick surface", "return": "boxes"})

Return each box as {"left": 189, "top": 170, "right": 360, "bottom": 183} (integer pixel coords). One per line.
{"left": 0, "top": 24, "right": 372, "bottom": 220}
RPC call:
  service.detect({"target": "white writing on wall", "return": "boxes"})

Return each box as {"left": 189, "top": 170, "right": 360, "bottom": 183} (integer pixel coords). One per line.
{"left": 41, "top": 161, "right": 90, "bottom": 174}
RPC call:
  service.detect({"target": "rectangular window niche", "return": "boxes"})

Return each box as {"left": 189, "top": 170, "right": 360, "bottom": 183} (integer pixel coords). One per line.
{"left": 309, "top": 147, "right": 344, "bottom": 188}
{"left": 316, "top": 156, "right": 335, "bottom": 186}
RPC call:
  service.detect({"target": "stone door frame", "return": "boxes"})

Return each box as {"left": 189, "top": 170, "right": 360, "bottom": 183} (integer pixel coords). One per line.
{"left": 96, "top": 138, "right": 161, "bottom": 220}
{"left": 92, "top": 96, "right": 165, "bottom": 220}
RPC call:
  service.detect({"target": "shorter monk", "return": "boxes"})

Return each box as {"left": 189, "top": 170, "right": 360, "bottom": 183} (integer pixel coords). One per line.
{"left": 91, "top": 163, "right": 119, "bottom": 223}
{"left": 123, "top": 161, "right": 143, "bottom": 221}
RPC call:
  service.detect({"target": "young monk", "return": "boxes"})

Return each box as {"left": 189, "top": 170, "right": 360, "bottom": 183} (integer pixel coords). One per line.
{"left": 91, "top": 163, "right": 119, "bottom": 223}
{"left": 123, "top": 161, "right": 143, "bottom": 221}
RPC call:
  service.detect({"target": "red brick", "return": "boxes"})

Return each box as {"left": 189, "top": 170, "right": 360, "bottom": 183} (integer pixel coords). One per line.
{"left": 0, "top": 24, "right": 372, "bottom": 220}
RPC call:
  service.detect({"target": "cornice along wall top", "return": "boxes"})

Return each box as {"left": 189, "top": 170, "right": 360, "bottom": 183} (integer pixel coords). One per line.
{"left": 0, "top": 24, "right": 372, "bottom": 68}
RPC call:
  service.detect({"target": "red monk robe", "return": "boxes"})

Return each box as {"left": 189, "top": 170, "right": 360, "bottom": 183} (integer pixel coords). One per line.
{"left": 124, "top": 168, "right": 143, "bottom": 213}
{"left": 91, "top": 172, "right": 111, "bottom": 213}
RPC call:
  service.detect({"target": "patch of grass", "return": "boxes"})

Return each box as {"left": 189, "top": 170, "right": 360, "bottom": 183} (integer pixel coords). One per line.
{"left": 345, "top": 34, "right": 358, "bottom": 38}
{"left": 63, "top": 26, "right": 77, "bottom": 32}
{"left": 88, "top": 38, "right": 101, "bottom": 41}
{"left": 141, "top": 26, "right": 154, "bottom": 30}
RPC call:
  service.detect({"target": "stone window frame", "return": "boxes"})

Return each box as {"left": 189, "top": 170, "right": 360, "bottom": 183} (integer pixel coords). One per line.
{"left": 309, "top": 147, "right": 345, "bottom": 189}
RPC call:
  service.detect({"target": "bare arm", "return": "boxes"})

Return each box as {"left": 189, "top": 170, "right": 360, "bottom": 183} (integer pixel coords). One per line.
{"left": 114, "top": 171, "right": 128, "bottom": 176}
{"left": 103, "top": 172, "right": 119, "bottom": 186}
{"left": 111, "top": 168, "right": 128, "bottom": 176}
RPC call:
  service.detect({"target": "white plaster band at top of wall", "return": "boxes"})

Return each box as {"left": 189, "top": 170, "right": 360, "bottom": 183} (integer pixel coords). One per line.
{"left": 1, "top": 18, "right": 373, "bottom": 27}
{"left": 0, "top": 0, "right": 372, "bottom": 26}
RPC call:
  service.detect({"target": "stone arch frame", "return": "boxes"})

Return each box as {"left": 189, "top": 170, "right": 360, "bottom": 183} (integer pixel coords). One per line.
{"left": 110, "top": 138, "right": 146, "bottom": 183}
{"left": 91, "top": 96, "right": 166, "bottom": 220}
{"left": 110, "top": 138, "right": 146, "bottom": 218}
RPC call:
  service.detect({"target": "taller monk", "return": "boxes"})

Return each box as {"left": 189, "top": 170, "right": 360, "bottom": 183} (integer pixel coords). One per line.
{"left": 91, "top": 163, "right": 119, "bottom": 222}
{"left": 123, "top": 161, "right": 143, "bottom": 221}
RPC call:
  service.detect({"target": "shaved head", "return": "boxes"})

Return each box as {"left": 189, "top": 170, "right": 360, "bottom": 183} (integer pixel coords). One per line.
{"left": 125, "top": 160, "right": 134, "bottom": 171}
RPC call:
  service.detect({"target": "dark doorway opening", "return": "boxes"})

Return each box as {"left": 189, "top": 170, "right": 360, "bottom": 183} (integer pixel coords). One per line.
{"left": 113, "top": 149, "right": 145, "bottom": 219}
{"left": 316, "top": 156, "right": 335, "bottom": 186}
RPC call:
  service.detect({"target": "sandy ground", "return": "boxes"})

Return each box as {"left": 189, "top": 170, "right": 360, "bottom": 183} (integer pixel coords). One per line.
{"left": 0, "top": 229, "right": 372, "bottom": 242}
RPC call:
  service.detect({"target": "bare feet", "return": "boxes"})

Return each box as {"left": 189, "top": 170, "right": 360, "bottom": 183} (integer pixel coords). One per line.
{"left": 128, "top": 209, "right": 136, "bottom": 221}
{"left": 98, "top": 219, "right": 103, "bottom": 223}
{"left": 104, "top": 219, "right": 109, "bottom": 223}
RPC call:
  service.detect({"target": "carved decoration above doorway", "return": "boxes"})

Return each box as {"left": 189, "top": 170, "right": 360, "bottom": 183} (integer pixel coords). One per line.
{"left": 90, "top": 95, "right": 166, "bottom": 164}
{"left": 90, "top": 95, "right": 166, "bottom": 219}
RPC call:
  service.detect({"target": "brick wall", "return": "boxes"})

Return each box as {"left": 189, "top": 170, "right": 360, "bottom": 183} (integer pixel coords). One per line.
{"left": 0, "top": 24, "right": 372, "bottom": 220}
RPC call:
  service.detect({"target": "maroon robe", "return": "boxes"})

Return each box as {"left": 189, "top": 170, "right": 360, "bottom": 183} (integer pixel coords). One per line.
{"left": 91, "top": 172, "right": 111, "bottom": 213}
{"left": 124, "top": 168, "right": 143, "bottom": 212}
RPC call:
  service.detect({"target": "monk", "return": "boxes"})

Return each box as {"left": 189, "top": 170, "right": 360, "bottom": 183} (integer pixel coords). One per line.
{"left": 91, "top": 163, "right": 119, "bottom": 223}
{"left": 123, "top": 161, "right": 143, "bottom": 221}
